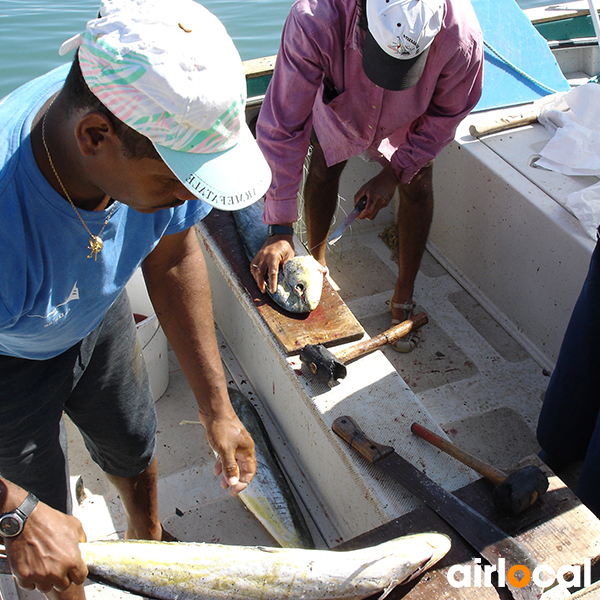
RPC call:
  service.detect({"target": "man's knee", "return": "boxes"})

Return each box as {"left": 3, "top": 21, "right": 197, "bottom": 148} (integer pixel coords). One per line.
{"left": 400, "top": 161, "right": 434, "bottom": 204}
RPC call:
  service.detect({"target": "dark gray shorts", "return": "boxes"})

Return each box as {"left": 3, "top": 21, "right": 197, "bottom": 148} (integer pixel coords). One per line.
{"left": 0, "top": 291, "right": 157, "bottom": 513}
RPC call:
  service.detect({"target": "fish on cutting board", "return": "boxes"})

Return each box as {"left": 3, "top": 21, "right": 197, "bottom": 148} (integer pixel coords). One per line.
{"left": 232, "top": 199, "right": 323, "bottom": 313}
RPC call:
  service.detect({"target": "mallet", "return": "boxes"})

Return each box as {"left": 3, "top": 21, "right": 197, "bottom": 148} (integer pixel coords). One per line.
{"left": 300, "top": 313, "right": 428, "bottom": 388}
{"left": 411, "top": 422, "right": 549, "bottom": 515}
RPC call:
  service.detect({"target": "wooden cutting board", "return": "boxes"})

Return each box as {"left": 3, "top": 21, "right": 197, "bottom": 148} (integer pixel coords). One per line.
{"left": 200, "top": 209, "right": 364, "bottom": 355}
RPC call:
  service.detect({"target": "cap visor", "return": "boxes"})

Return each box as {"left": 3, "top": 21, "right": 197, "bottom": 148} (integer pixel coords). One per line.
{"left": 362, "top": 30, "right": 429, "bottom": 91}
{"left": 155, "top": 123, "right": 272, "bottom": 211}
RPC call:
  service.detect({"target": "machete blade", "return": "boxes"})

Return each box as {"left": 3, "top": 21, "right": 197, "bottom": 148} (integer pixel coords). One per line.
{"left": 333, "top": 416, "right": 543, "bottom": 600}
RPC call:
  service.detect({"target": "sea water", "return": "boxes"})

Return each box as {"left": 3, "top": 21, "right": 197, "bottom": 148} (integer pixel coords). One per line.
{"left": 0, "top": 0, "right": 294, "bottom": 99}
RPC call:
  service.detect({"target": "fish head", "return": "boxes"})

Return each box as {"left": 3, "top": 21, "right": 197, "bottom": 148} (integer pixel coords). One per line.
{"left": 269, "top": 256, "right": 323, "bottom": 313}
{"left": 284, "top": 256, "right": 324, "bottom": 311}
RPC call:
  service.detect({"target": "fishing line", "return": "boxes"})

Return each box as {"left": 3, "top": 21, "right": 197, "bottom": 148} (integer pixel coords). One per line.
{"left": 296, "top": 144, "right": 353, "bottom": 257}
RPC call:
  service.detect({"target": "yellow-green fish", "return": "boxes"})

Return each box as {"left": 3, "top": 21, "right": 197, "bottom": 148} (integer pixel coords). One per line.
{"left": 229, "top": 388, "right": 314, "bottom": 549}
{"left": 81, "top": 533, "right": 451, "bottom": 599}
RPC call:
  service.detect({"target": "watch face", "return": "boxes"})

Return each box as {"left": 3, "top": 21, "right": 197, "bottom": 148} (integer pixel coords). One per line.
{"left": 0, "top": 514, "right": 23, "bottom": 537}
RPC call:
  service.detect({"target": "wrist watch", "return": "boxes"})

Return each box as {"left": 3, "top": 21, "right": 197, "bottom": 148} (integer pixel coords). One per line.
{"left": 0, "top": 493, "right": 39, "bottom": 538}
{"left": 268, "top": 224, "right": 294, "bottom": 237}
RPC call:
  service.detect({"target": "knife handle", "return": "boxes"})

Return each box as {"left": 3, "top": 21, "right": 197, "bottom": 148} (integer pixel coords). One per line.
{"left": 355, "top": 196, "right": 368, "bottom": 212}
{"left": 332, "top": 416, "right": 394, "bottom": 462}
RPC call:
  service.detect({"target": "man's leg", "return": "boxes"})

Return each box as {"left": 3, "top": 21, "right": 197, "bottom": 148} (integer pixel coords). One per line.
{"left": 65, "top": 291, "right": 163, "bottom": 542}
{"left": 390, "top": 162, "right": 434, "bottom": 351}
{"left": 303, "top": 142, "right": 347, "bottom": 266}
{"left": 392, "top": 162, "right": 434, "bottom": 309}
{"left": 104, "top": 458, "right": 166, "bottom": 541}
{"left": 537, "top": 237, "right": 600, "bottom": 518}
{"left": 0, "top": 333, "right": 100, "bottom": 600}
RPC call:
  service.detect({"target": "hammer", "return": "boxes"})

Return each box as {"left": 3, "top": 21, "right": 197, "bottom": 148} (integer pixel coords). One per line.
{"left": 300, "top": 312, "right": 428, "bottom": 387}
{"left": 411, "top": 422, "right": 549, "bottom": 515}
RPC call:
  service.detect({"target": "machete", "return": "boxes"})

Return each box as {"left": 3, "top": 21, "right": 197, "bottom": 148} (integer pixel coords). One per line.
{"left": 332, "top": 416, "right": 543, "bottom": 600}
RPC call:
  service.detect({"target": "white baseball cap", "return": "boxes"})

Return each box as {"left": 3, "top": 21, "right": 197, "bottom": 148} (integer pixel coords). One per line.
{"left": 59, "top": 0, "right": 271, "bottom": 210}
{"left": 363, "top": 0, "right": 445, "bottom": 91}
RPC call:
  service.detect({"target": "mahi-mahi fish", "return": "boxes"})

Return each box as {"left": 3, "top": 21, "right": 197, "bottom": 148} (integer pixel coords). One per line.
{"left": 80, "top": 533, "right": 451, "bottom": 600}
{"left": 232, "top": 200, "right": 323, "bottom": 313}
{"left": 229, "top": 388, "right": 314, "bottom": 549}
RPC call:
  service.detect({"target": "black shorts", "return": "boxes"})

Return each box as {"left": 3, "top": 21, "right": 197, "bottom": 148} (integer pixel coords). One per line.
{"left": 0, "top": 291, "right": 156, "bottom": 513}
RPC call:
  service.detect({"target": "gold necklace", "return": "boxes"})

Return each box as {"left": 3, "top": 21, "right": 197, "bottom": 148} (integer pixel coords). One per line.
{"left": 41, "top": 106, "right": 116, "bottom": 260}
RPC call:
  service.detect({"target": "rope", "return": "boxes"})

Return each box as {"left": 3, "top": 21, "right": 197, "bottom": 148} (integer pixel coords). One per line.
{"left": 483, "top": 39, "right": 560, "bottom": 94}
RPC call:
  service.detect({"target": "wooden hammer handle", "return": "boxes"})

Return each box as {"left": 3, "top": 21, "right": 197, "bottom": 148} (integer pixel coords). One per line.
{"left": 335, "top": 312, "right": 428, "bottom": 364}
{"left": 469, "top": 109, "right": 538, "bottom": 137}
{"left": 411, "top": 422, "right": 506, "bottom": 485}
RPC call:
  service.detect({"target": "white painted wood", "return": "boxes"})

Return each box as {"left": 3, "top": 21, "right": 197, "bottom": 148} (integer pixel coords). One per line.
{"left": 587, "top": 0, "right": 600, "bottom": 40}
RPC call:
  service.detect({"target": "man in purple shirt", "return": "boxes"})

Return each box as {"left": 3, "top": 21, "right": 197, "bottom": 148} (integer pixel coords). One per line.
{"left": 252, "top": 0, "right": 483, "bottom": 351}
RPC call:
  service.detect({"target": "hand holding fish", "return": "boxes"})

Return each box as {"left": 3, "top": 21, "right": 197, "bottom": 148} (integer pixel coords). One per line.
{"left": 202, "top": 412, "right": 257, "bottom": 496}
{"left": 353, "top": 164, "right": 399, "bottom": 221}
{"left": 251, "top": 235, "right": 295, "bottom": 295}
{"left": 233, "top": 201, "right": 323, "bottom": 313}
{"left": 2, "top": 486, "right": 87, "bottom": 594}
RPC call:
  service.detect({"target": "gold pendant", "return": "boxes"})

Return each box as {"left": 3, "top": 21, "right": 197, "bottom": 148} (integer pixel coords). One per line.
{"left": 87, "top": 236, "right": 103, "bottom": 260}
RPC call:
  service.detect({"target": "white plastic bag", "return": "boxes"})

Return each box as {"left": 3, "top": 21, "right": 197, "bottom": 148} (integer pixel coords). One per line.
{"left": 536, "top": 83, "right": 600, "bottom": 176}
{"left": 535, "top": 84, "right": 600, "bottom": 238}
{"left": 565, "top": 181, "right": 600, "bottom": 240}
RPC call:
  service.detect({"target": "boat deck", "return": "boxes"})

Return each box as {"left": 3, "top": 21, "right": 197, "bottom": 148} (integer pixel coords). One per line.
{"left": 325, "top": 223, "right": 548, "bottom": 468}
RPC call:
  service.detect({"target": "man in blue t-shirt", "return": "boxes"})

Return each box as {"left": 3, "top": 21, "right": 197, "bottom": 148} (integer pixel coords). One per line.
{"left": 0, "top": 0, "right": 271, "bottom": 597}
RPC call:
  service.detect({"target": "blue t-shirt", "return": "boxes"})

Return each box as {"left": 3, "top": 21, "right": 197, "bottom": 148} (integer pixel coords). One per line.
{"left": 0, "top": 64, "right": 212, "bottom": 359}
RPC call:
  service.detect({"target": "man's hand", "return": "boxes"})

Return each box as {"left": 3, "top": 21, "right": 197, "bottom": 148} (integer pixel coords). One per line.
{"left": 354, "top": 164, "right": 400, "bottom": 221}
{"left": 204, "top": 413, "right": 256, "bottom": 496}
{"left": 5, "top": 500, "right": 87, "bottom": 593}
{"left": 251, "top": 235, "right": 295, "bottom": 295}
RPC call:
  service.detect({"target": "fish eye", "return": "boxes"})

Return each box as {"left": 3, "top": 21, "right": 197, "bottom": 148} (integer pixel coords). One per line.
{"left": 295, "top": 283, "right": 305, "bottom": 292}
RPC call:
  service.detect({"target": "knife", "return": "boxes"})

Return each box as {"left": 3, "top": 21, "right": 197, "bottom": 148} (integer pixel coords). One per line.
{"left": 327, "top": 196, "right": 367, "bottom": 245}
{"left": 332, "top": 416, "right": 543, "bottom": 600}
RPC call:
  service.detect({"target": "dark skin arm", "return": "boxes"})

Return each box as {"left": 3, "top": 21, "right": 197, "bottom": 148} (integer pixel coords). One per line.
{"left": 142, "top": 227, "right": 256, "bottom": 494}
{"left": 1, "top": 480, "right": 87, "bottom": 595}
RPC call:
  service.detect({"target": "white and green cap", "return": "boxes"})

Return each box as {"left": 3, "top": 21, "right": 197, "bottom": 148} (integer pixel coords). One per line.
{"left": 59, "top": 0, "right": 271, "bottom": 210}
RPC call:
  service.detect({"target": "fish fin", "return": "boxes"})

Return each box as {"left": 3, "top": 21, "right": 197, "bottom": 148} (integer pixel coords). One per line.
{"left": 377, "top": 579, "right": 400, "bottom": 600}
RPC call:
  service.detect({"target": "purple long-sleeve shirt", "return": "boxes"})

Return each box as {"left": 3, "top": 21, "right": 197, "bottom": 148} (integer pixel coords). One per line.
{"left": 256, "top": 0, "right": 483, "bottom": 224}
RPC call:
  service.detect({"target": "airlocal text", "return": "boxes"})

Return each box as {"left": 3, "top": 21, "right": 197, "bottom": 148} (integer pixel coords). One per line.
{"left": 447, "top": 558, "right": 591, "bottom": 590}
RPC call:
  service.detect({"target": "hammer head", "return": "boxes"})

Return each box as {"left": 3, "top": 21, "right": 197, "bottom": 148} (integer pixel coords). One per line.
{"left": 492, "top": 465, "right": 549, "bottom": 515}
{"left": 299, "top": 343, "right": 346, "bottom": 387}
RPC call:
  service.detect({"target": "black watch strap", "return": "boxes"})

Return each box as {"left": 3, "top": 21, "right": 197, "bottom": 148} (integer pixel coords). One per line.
{"left": 0, "top": 492, "right": 39, "bottom": 538}
{"left": 268, "top": 224, "right": 294, "bottom": 237}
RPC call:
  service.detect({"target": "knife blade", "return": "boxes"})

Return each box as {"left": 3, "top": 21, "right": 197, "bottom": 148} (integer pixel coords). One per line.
{"left": 332, "top": 416, "right": 543, "bottom": 600}
{"left": 327, "top": 196, "right": 367, "bottom": 245}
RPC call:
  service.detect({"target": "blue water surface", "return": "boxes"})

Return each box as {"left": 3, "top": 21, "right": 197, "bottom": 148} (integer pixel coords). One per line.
{"left": 0, "top": 0, "right": 293, "bottom": 99}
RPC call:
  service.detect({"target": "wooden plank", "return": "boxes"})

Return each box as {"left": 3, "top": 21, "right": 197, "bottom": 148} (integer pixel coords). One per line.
{"left": 199, "top": 209, "right": 365, "bottom": 355}
{"left": 572, "top": 580, "right": 600, "bottom": 598}
{"left": 243, "top": 55, "right": 276, "bottom": 79}
{"left": 334, "top": 455, "right": 600, "bottom": 599}
{"left": 523, "top": 2, "right": 591, "bottom": 25}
